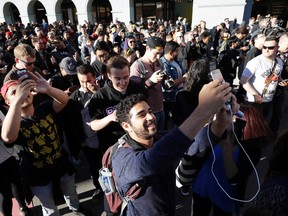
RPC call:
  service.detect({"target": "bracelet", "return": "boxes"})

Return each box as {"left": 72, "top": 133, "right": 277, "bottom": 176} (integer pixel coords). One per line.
{"left": 145, "top": 79, "right": 155, "bottom": 89}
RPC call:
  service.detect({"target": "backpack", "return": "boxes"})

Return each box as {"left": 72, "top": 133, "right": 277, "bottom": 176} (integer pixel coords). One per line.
{"left": 98, "top": 135, "right": 143, "bottom": 216}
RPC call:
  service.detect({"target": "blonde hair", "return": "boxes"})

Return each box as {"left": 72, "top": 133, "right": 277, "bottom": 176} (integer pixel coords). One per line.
{"left": 14, "top": 44, "right": 36, "bottom": 59}
{"left": 121, "top": 48, "right": 136, "bottom": 59}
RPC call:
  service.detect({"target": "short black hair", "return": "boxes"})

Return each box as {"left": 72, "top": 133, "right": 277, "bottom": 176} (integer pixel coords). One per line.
{"left": 116, "top": 94, "right": 147, "bottom": 124}
{"left": 227, "top": 35, "right": 238, "bottom": 47}
{"left": 200, "top": 31, "right": 211, "bottom": 40}
{"left": 95, "top": 41, "right": 109, "bottom": 52}
{"left": 164, "top": 41, "right": 179, "bottom": 53}
{"left": 77, "top": 64, "right": 96, "bottom": 76}
{"left": 54, "top": 35, "right": 63, "bottom": 41}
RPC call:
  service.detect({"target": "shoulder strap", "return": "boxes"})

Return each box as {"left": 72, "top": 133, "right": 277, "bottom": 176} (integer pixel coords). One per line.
{"left": 83, "top": 93, "right": 95, "bottom": 108}
{"left": 136, "top": 59, "right": 147, "bottom": 81}
{"left": 261, "top": 59, "right": 278, "bottom": 97}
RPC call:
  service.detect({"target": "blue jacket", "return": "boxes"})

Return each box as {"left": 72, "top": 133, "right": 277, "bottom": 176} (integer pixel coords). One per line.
{"left": 160, "top": 57, "right": 185, "bottom": 102}
{"left": 112, "top": 128, "right": 192, "bottom": 216}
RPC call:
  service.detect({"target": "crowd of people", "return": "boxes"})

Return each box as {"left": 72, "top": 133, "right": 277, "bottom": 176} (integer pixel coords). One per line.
{"left": 0, "top": 13, "right": 287, "bottom": 216}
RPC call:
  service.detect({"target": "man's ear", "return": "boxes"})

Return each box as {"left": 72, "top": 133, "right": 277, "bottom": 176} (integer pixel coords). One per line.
{"left": 15, "top": 57, "right": 20, "bottom": 63}
{"left": 107, "top": 72, "right": 111, "bottom": 79}
{"left": 121, "top": 121, "right": 131, "bottom": 132}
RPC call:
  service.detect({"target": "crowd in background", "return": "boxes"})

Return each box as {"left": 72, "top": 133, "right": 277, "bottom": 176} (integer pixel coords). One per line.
{"left": 0, "top": 13, "right": 287, "bottom": 216}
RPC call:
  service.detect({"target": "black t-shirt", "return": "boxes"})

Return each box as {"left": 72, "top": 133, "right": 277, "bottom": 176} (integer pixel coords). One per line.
{"left": 88, "top": 80, "right": 147, "bottom": 151}
{"left": 17, "top": 102, "right": 73, "bottom": 186}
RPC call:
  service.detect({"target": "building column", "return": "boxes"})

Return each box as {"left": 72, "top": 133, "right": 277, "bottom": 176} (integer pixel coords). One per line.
{"left": 243, "top": 0, "right": 253, "bottom": 24}
{"left": 77, "top": 12, "right": 90, "bottom": 25}
{"left": 192, "top": 0, "right": 247, "bottom": 29}
{"left": 19, "top": 15, "right": 30, "bottom": 25}
{"left": 110, "top": 0, "right": 134, "bottom": 24}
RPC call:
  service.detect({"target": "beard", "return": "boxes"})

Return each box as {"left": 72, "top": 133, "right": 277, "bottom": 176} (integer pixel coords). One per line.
{"left": 130, "top": 120, "right": 157, "bottom": 140}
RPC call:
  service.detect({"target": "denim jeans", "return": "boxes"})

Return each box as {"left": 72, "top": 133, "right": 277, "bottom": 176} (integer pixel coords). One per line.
{"left": 31, "top": 173, "right": 79, "bottom": 216}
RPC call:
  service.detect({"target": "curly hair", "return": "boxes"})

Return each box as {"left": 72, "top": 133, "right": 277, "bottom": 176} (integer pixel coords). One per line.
{"left": 116, "top": 94, "right": 147, "bottom": 124}
{"left": 183, "top": 58, "right": 210, "bottom": 92}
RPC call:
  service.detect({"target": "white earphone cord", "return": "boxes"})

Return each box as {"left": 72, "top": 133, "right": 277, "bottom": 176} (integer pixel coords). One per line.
{"left": 207, "top": 109, "right": 261, "bottom": 203}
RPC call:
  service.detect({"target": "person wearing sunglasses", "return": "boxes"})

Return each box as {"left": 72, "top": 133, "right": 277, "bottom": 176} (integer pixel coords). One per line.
{"left": 240, "top": 35, "right": 284, "bottom": 130}
{"left": 5, "top": 43, "right": 45, "bottom": 82}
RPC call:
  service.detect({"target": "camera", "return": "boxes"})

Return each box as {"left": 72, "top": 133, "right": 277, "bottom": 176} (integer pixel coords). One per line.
{"left": 158, "top": 70, "right": 174, "bottom": 91}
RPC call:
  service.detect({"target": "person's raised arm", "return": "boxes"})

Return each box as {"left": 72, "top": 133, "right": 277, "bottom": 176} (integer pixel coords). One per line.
{"left": 30, "top": 72, "right": 69, "bottom": 113}
{"left": 178, "top": 80, "right": 232, "bottom": 140}
{"left": 1, "top": 79, "right": 36, "bottom": 143}
{"left": 89, "top": 110, "right": 117, "bottom": 131}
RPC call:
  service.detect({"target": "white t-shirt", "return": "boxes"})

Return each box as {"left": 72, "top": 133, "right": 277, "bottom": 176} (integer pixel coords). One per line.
{"left": 242, "top": 55, "right": 283, "bottom": 102}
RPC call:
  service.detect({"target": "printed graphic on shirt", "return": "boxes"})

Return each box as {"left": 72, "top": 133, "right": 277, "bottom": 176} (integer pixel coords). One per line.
{"left": 20, "top": 113, "right": 62, "bottom": 168}
{"left": 106, "top": 106, "right": 116, "bottom": 115}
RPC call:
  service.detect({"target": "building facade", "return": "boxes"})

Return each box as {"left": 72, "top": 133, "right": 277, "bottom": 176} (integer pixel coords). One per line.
{"left": 0, "top": 0, "right": 287, "bottom": 28}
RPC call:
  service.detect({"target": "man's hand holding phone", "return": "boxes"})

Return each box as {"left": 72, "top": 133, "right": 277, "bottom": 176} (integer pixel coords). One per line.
{"left": 210, "top": 69, "right": 243, "bottom": 118}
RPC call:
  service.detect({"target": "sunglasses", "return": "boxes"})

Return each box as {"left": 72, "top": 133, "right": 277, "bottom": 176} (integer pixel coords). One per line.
{"left": 19, "top": 59, "right": 35, "bottom": 66}
{"left": 129, "top": 41, "right": 136, "bottom": 43}
{"left": 263, "top": 45, "right": 276, "bottom": 50}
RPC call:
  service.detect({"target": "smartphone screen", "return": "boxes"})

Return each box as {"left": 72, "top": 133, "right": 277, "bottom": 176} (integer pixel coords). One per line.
{"left": 210, "top": 69, "right": 224, "bottom": 83}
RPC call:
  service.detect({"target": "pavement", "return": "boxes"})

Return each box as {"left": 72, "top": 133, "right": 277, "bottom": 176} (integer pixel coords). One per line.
{"left": 7, "top": 87, "right": 288, "bottom": 216}
{"left": 17, "top": 154, "right": 193, "bottom": 216}
{"left": 7, "top": 144, "right": 270, "bottom": 216}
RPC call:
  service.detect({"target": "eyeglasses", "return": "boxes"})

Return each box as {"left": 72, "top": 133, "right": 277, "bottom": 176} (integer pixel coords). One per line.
{"left": 129, "top": 41, "right": 136, "bottom": 43}
{"left": 19, "top": 59, "right": 35, "bottom": 66}
{"left": 263, "top": 45, "right": 276, "bottom": 50}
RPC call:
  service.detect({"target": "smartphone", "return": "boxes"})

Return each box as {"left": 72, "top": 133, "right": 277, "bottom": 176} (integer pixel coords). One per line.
{"left": 210, "top": 69, "right": 244, "bottom": 118}
{"left": 210, "top": 69, "right": 224, "bottom": 83}
{"left": 17, "top": 69, "right": 29, "bottom": 80}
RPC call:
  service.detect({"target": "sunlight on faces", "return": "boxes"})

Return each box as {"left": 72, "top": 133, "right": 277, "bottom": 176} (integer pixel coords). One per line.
{"left": 262, "top": 40, "right": 278, "bottom": 58}
{"left": 108, "top": 66, "right": 130, "bottom": 93}
{"left": 147, "top": 47, "right": 163, "bottom": 63}
{"left": 77, "top": 73, "right": 96, "bottom": 92}
{"left": 128, "top": 39, "right": 136, "bottom": 49}
{"left": 17, "top": 56, "right": 36, "bottom": 71}
{"left": 124, "top": 101, "right": 157, "bottom": 140}
{"left": 96, "top": 50, "right": 108, "bottom": 63}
